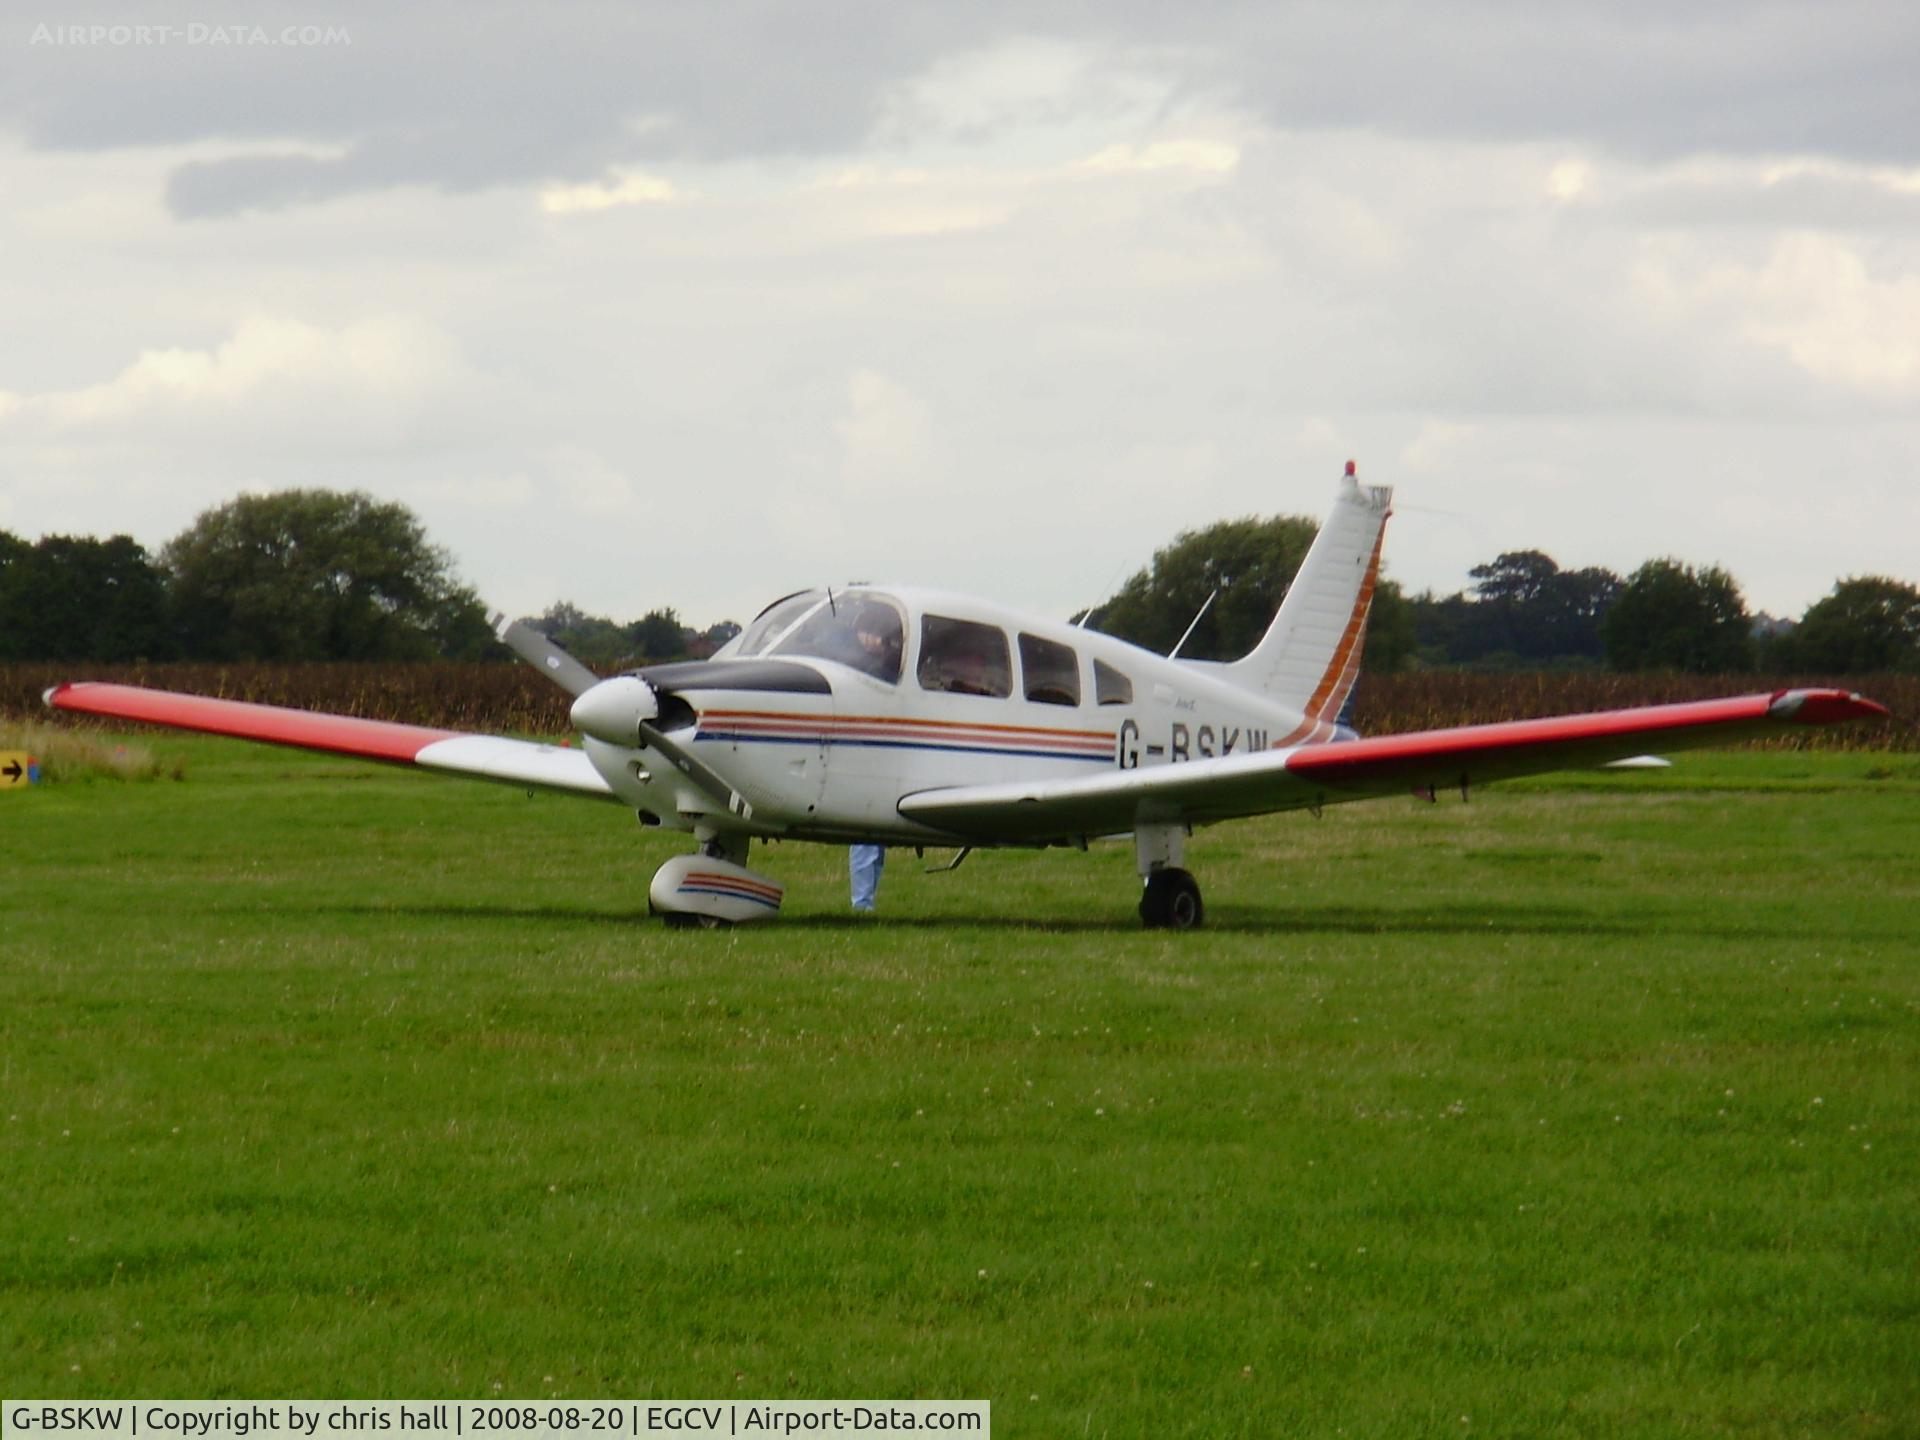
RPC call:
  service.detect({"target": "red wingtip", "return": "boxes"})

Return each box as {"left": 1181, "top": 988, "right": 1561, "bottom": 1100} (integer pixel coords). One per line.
{"left": 1770, "top": 688, "right": 1891, "bottom": 724}
{"left": 1837, "top": 692, "right": 1891, "bottom": 721}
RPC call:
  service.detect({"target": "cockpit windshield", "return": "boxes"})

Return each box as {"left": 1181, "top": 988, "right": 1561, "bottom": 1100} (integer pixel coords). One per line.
{"left": 736, "top": 588, "right": 907, "bottom": 684}
{"left": 734, "top": 590, "right": 822, "bottom": 658}
{"left": 775, "top": 591, "right": 906, "bottom": 682}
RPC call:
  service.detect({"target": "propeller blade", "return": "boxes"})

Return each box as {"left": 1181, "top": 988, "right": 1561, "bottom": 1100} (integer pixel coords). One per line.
{"left": 491, "top": 612, "right": 603, "bottom": 697}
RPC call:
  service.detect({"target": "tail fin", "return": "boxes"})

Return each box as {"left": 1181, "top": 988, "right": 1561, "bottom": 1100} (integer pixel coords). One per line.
{"left": 1219, "top": 462, "right": 1393, "bottom": 737}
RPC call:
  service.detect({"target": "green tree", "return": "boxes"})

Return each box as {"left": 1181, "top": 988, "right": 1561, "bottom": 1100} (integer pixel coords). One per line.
{"left": 1556, "top": 566, "right": 1625, "bottom": 660}
{"left": 1602, "top": 558, "right": 1752, "bottom": 673}
{"left": 626, "top": 607, "right": 691, "bottom": 664}
{"left": 524, "top": 602, "right": 630, "bottom": 670}
{"left": 1421, "top": 551, "right": 1623, "bottom": 666}
{"left": 0, "top": 529, "right": 28, "bottom": 642}
{"left": 688, "top": 620, "right": 742, "bottom": 659}
{"left": 163, "top": 490, "right": 492, "bottom": 661}
{"left": 523, "top": 603, "right": 695, "bottom": 668}
{"left": 1780, "top": 576, "right": 1920, "bottom": 673}
{"left": 0, "top": 533, "right": 173, "bottom": 662}
{"left": 1087, "top": 514, "right": 1412, "bottom": 671}
{"left": 1464, "top": 550, "right": 1562, "bottom": 662}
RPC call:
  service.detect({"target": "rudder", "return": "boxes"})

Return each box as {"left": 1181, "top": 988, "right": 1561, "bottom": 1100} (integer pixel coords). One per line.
{"left": 1219, "top": 462, "right": 1392, "bottom": 741}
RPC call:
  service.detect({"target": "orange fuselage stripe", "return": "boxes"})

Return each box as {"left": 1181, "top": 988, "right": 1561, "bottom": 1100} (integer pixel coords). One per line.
{"left": 701, "top": 708, "right": 1114, "bottom": 742}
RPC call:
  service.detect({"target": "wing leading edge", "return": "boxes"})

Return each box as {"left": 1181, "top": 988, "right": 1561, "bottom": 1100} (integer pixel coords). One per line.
{"left": 896, "top": 688, "right": 1888, "bottom": 842}
{"left": 44, "top": 682, "right": 615, "bottom": 800}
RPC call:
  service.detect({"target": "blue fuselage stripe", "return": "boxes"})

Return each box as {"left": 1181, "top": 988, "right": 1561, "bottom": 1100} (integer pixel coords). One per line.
{"left": 678, "top": 883, "right": 781, "bottom": 909}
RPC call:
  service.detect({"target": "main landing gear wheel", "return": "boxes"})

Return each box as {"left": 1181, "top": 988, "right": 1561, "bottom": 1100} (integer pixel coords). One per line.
{"left": 1139, "top": 868, "right": 1204, "bottom": 930}
{"left": 660, "top": 910, "right": 733, "bottom": 930}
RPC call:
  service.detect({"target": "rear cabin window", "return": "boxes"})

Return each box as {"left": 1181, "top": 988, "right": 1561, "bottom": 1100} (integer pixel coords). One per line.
{"left": 1093, "top": 659, "right": 1134, "bottom": 706}
{"left": 1019, "top": 633, "right": 1080, "bottom": 707}
{"left": 918, "top": 615, "right": 1012, "bottom": 698}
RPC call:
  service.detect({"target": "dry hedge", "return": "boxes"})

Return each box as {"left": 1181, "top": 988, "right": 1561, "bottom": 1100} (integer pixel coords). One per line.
{"left": 6, "top": 662, "right": 1913, "bottom": 751}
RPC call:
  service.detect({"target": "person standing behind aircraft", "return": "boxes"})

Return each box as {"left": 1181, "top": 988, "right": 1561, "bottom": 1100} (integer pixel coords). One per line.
{"left": 850, "top": 844, "right": 885, "bottom": 913}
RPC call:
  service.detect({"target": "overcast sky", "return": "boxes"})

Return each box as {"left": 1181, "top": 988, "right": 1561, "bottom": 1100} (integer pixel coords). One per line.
{"left": 3, "top": 2, "right": 1917, "bottom": 628}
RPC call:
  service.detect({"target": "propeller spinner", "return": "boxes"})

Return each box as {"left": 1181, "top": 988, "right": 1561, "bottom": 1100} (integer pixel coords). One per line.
{"left": 569, "top": 675, "right": 661, "bottom": 746}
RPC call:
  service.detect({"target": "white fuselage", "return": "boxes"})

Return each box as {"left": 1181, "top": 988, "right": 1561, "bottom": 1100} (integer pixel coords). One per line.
{"left": 584, "top": 585, "right": 1324, "bottom": 846}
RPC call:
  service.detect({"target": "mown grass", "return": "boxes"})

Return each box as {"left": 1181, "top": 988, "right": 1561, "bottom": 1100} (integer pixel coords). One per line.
{"left": 1, "top": 740, "right": 1915, "bottom": 1438}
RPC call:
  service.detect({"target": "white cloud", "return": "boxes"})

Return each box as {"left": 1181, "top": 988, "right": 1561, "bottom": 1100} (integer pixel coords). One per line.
{"left": 803, "top": 176, "right": 1014, "bottom": 238}
{"left": 539, "top": 170, "right": 676, "bottom": 215}
{"left": 1759, "top": 158, "right": 1920, "bottom": 195}
{"left": 1635, "top": 234, "right": 1920, "bottom": 400}
{"left": 873, "top": 36, "right": 1176, "bottom": 156}
{"left": 545, "top": 446, "right": 637, "bottom": 515}
{"left": 1399, "top": 421, "right": 1480, "bottom": 473}
{"left": 1733, "top": 238, "right": 1920, "bottom": 397}
{"left": 1077, "top": 140, "right": 1240, "bottom": 176}
{"left": 0, "top": 310, "right": 502, "bottom": 558}
{"left": 794, "top": 125, "right": 1244, "bottom": 243}
{"left": 836, "top": 370, "right": 934, "bottom": 496}
{"left": 4, "top": 314, "right": 476, "bottom": 436}
{"left": 410, "top": 472, "right": 537, "bottom": 509}
{"left": 1546, "top": 158, "right": 1590, "bottom": 201}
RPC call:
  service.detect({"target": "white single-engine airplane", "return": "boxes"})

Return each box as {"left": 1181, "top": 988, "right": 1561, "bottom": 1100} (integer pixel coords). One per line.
{"left": 48, "top": 464, "right": 1887, "bottom": 928}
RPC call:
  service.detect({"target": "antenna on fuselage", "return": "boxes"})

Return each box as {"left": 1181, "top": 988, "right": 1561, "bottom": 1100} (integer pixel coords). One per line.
{"left": 1073, "top": 554, "right": 1138, "bottom": 629}
{"left": 1167, "top": 587, "right": 1220, "bottom": 659}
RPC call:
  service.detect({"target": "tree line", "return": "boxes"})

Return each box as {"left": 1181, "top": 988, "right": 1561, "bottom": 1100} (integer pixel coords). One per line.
{"left": 5, "top": 489, "right": 1916, "bottom": 675}
{"left": 0, "top": 490, "right": 728, "bottom": 668}
{"left": 1084, "top": 518, "right": 1920, "bottom": 675}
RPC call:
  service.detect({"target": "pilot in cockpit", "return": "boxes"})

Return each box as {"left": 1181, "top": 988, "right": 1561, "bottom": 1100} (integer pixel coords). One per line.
{"left": 849, "top": 602, "right": 904, "bottom": 683}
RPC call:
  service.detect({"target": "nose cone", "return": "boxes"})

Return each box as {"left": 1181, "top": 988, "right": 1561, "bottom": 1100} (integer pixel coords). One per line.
{"left": 569, "top": 675, "right": 660, "bottom": 745}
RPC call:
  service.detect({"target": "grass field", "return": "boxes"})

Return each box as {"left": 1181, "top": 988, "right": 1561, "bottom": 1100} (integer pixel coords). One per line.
{"left": 2, "top": 738, "right": 1915, "bottom": 1437}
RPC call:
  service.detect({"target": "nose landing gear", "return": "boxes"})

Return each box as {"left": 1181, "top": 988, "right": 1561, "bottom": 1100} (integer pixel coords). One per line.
{"left": 649, "top": 829, "right": 783, "bottom": 927}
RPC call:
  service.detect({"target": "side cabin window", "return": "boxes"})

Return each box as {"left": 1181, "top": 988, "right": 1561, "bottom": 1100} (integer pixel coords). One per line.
{"left": 1019, "top": 633, "right": 1080, "bottom": 707}
{"left": 918, "top": 615, "right": 1012, "bottom": 698}
{"left": 1093, "top": 659, "right": 1133, "bottom": 706}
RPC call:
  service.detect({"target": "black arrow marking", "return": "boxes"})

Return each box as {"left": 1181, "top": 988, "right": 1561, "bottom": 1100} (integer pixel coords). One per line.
{"left": 2, "top": 760, "right": 22, "bottom": 780}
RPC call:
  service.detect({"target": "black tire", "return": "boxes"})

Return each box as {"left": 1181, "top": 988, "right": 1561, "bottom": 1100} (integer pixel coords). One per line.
{"left": 663, "top": 912, "right": 732, "bottom": 930}
{"left": 1139, "top": 868, "right": 1204, "bottom": 931}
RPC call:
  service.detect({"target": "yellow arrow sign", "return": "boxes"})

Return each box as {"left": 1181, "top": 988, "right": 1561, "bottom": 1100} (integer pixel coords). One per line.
{"left": 0, "top": 751, "right": 36, "bottom": 788}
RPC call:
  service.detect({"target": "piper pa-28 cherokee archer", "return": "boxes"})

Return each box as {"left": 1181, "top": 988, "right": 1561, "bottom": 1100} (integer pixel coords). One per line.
{"left": 47, "top": 464, "right": 1887, "bottom": 929}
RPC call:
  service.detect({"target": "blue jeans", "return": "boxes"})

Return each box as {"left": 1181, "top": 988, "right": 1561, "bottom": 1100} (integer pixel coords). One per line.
{"left": 850, "top": 845, "right": 885, "bottom": 911}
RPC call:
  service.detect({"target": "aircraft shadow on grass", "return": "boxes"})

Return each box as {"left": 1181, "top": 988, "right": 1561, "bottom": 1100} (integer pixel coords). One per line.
{"left": 290, "top": 898, "right": 1857, "bottom": 944}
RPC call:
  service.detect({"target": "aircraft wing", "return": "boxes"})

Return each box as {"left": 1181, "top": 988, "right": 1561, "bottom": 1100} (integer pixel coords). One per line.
{"left": 896, "top": 688, "right": 1887, "bottom": 842}
{"left": 44, "top": 682, "right": 616, "bottom": 800}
